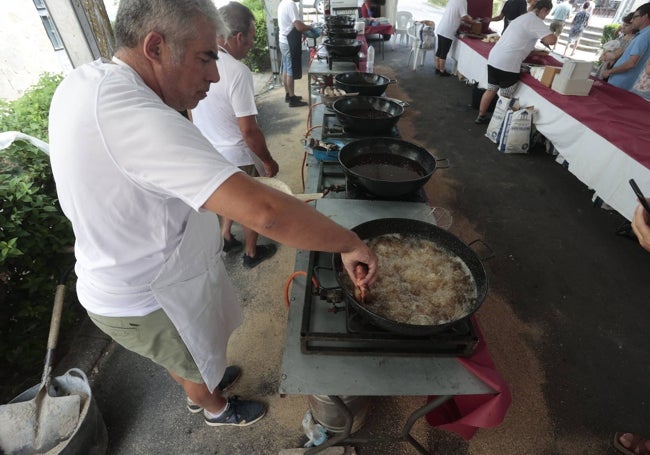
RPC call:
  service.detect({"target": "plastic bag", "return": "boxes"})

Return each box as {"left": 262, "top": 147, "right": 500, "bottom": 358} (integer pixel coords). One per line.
{"left": 485, "top": 96, "right": 518, "bottom": 144}
{"left": 497, "top": 106, "right": 534, "bottom": 154}
{"left": 302, "top": 410, "right": 328, "bottom": 448}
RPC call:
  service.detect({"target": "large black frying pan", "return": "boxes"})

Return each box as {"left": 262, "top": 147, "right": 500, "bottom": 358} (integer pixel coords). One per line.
{"left": 338, "top": 138, "right": 438, "bottom": 198}
{"left": 332, "top": 96, "right": 404, "bottom": 135}
{"left": 333, "top": 218, "right": 488, "bottom": 336}
{"left": 334, "top": 72, "right": 396, "bottom": 97}
{"left": 323, "top": 38, "right": 362, "bottom": 58}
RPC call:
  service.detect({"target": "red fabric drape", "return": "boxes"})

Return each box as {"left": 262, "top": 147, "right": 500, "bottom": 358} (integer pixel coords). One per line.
{"left": 426, "top": 317, "right": 512, "bottom": 440}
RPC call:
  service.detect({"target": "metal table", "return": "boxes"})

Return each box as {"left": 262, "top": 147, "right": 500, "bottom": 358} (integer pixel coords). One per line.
{"left": 279, "top": 199, "right": 496, "bottom": 454}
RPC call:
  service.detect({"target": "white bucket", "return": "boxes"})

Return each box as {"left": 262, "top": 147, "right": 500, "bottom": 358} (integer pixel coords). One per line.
{"left": 7, "top": 369, "right": 107, "bottom": 455}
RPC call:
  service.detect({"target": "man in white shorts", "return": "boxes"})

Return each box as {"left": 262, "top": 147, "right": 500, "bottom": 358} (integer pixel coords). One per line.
{"left": 278, "top": 0, "right": 314, "bottom": 107}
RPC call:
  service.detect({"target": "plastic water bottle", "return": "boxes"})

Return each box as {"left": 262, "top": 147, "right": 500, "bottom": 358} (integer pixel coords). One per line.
{"left": 302, "top": 410, "right": 328, "bottom": 447}
{"left": 366, "top": 45, "right": 375, "bottom": 73}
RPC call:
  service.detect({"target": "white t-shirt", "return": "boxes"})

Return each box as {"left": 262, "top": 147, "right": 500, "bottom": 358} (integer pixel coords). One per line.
{"left": 48, "top": 58, "right": 240, "bottom": 317}
{"left": 192, "top": 48, "right": 259, "bottom": 168}
{"left": 437, "top": 0, "right": 468, "bottom": 40}
{"left": 488, "top": 12, "right": 551, "bottom": 73}
{"left": 278, "top": 0, "right": 299, "bottom": 44}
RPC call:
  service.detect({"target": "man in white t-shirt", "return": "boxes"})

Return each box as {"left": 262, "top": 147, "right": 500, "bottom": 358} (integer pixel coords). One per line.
{"left": 49, "top": 0, "right": 377, "bottom": 429}
{"left": 435, "top": 0, "right": 472, "bottom": 76}
{"left": 278, "top": 0, "right": 314, "bottom": 107}
{"left": 475, "top": 0, "right": 556, "bottom": 123}
{"left": 193, "top": 2, "right": 280, "bottom": 269}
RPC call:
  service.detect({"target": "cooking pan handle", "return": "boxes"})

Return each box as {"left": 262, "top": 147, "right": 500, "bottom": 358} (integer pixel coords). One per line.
{"left": 386, "top": 98, "right": 410, "bottom": 108}
{"left": 435, "top": 158, "right": 450, "bottom": 169}
{"left": 467, "top": 239, "right": 495, "bottom": 261}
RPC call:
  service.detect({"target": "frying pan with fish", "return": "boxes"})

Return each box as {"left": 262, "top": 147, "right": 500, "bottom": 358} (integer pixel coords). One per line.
{"left": 333, "top": 218, "right": 488, "bottom": 336}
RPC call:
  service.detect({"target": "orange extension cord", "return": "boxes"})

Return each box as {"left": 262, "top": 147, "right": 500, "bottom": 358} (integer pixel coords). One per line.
{"left": 283, "top": 271, "right": 319, "bottom": 308}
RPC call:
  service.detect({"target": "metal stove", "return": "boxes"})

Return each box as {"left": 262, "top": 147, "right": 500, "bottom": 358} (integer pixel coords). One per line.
{"left": 302, "top": 249, "right": 479, "bottom": 357}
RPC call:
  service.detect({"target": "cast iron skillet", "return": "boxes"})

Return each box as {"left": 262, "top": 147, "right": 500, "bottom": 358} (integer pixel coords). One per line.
{"left": 338, "top": 137, "right": 438, "bottom": 198}
{"left": 332, "top": 96, "right": 404, "bottom": 135}
{"left": 323, "top": 38, "right": 363, "bottom": 58}
{"left": 334, "top": 72, "right": 396, "bottom": 97}
{"left": 332, "top": 218, "right": 488, "bottom": 336}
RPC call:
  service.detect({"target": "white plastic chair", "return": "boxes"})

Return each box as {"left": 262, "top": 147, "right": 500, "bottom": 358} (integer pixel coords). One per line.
{"left": 407, "top": 20, "right": 436, "bottom": 71}
{"left": 393, "top": 11, "right": 413, "bottom": 48}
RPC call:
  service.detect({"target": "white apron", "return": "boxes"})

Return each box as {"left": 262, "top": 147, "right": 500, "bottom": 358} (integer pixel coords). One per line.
{"left": 150, "top": 210, "right": 243, "bottom": 392}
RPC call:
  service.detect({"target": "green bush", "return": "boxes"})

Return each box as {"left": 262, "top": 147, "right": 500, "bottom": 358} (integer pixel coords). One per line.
{"left": 601, "top": 23, "right": 619, "bottom": 45}
{"left": 0, "top": 73, "right": 78, "bottom": 402}
{"left": 242, "top": 0, "right": 271, "bottom": 72}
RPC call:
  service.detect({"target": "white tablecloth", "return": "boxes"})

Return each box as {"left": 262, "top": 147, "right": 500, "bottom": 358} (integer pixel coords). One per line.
{"left": 451, "top": 38, "right": 650, "bottom": 221}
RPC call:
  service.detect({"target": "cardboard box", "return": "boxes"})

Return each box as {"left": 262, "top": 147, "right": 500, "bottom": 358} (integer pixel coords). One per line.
{"left": 470, "top": 21, "right": 482, "bottom": 35}
{"left": 559, "top": 59, "right": 593, "bottom": 80}
{"left": 551, "top": 75, "right": 594, "bottom": 96}
{"left": 540, "top": 66, "right": 562, "bottom": 87}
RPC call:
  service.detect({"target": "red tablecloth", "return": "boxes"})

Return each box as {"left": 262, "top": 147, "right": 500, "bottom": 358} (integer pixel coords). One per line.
{"left": 426, "top": 317, "right": 512, "bottom": 439}
{"left": 460, "top": 37, "right": 650, "bottom": 169}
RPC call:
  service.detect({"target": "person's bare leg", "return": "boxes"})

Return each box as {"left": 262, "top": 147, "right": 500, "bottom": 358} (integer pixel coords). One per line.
{"left": 478, "top": 89, "right": 498, "bottom": 118}
{"left": 221, "top": 218, "right": 234, "bottom": 241}
{"left": 168, "top": 370, "right": 227, "bottom": 414}
{"left": 243, "top": 226, "right": 259, "bottom": 258}
{"left": 286, "top": 75, "right": 295, "bottom": 97}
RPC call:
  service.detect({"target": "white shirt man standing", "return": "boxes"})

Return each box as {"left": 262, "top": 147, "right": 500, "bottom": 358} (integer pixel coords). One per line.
{"left": 49, "top": 0, "right": 377, "bottom": 430}
{"left": 278, "top": 0, "right": 313, "bottom": 107}
{"left": 193, "top": 1, "right": 280, "bottom": 269}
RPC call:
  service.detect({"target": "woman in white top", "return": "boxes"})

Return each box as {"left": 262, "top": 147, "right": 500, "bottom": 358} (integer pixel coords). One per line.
{"left": 475, "top": 0, "right": 556, "bottom": 124}
{"left": 435, "top": 0, "right": 472, "bottom": 76}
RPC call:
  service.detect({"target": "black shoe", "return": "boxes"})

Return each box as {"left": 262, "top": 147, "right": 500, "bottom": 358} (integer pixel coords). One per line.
{"left": 474, "top": 114, "right": 490, "bottom": 125}
{"left": 223, "top": 236, "right": 243, "bottom": 253}
{"left": 186, "top": 365, "right": 242, "bottom": 413}
{"left": 204, "top": 396, "right": 266, "bottom": 427}
{"left": 438, "top": 71, "right": 451, "bottom": 77}
{"left": 288, "top": 96, "right": 307, "bottom": 107}
{"left": 285, "top": 94, "right": 303, "bottom": 103}
{"left": 435, "top": 69, "right": 442, "bottom": 75}
{"left": 242, "top": 244, "right": 277, "bottom": 269}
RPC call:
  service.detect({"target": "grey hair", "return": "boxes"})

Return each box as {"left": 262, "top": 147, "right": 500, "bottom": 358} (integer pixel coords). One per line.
{"left": 114, "top": 0, "right": 229, "bottom": 62}
{"left": 218, "top": 2, "right": 255, "bottom": 37}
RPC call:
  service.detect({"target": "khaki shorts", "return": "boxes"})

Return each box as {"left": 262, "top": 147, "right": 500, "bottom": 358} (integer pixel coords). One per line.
{"left": 87, "top": 309, "right": 203, "bottom": 383}
{"left": 239, "top": 164, "right": 259, "bottom": 177}
{"left": 550, "top": 20, "right": 565, "bottom": 37}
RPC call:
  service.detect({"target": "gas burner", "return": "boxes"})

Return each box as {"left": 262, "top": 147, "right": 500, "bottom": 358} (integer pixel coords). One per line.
{"left": 322, "top": 113, "right": 400, "bottom": 140}
{"left": 345, "top": 180, "right": 428, "bottom": 203}
{"left": 300, "top": 251, "right": 479, "bottom": 357}
{"left": 326, "top": 54, "right": 360, "bottom": 70}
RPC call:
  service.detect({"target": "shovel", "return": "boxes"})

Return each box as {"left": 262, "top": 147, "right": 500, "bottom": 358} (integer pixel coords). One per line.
{"left": 0, "top": 274, "right": 81, "bottom": 454}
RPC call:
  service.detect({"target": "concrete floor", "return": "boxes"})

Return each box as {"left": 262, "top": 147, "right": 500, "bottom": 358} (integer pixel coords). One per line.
{"left": 59, "top": 47, "right": 650, "bottom": 455}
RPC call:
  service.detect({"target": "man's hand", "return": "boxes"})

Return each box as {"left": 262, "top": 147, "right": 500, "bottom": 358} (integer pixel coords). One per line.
{"left": 263, "top": 159, "right": 280, "bottom": 177}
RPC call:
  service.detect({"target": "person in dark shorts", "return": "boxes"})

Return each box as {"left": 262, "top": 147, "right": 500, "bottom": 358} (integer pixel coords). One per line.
{"left": 435, "top": 0, "right": 472, "bottom": 76}
{"left": 475, "top": 0, "right": 556, "bottom": 123}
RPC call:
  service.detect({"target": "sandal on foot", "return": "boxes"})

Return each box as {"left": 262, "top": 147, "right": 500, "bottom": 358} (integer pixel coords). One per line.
{"left": 614, "top": 432, "right": 650, "bottom": 455}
